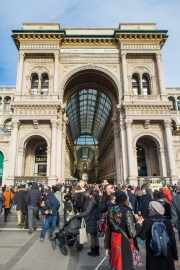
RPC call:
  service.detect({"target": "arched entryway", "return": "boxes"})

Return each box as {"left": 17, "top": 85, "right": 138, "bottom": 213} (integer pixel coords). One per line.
{"left": 62, "top": 68, "right": 120, "bottom": 183}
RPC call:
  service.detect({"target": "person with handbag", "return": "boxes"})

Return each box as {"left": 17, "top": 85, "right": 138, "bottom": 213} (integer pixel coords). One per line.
{"left": 105, "top": 191, "right": 144, "bottom": 270}
{"left": 77, "top": 190, "right": 100, "bottom": 257}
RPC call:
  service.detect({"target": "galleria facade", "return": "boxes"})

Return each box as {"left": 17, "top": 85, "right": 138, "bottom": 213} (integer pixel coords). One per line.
{"left": 0, "top": 22, "right": 180, "bottom": 187}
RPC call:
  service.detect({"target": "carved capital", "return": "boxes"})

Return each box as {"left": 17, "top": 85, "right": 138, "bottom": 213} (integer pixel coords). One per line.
{"left": 163, "top": 119, "right": 171, "bottom": 129}
{"left": 121, "top": 52, "right": 127, "bottom": 59}
{"left": 54, "top": 52, "right": 60, "bottom": 59}
{"left": 144, "top": 120, "right": 150, "bottom": 129}
{"left": 156, "top": 52, "right": 161, "bottom": 61}
{"left": 57, "top": 119, "right": 63, "bottom": 130}
{"left": 12, "top": 120, "right": 20, "bottom": 129}
{"left": 19, "top": 52, "right": 24, "bottom": 61}
{"left": 125, "top": 119, "right": 133, "bottom": 128}
{"left": 51, "top": 119, "right": 57, "bottom": 128}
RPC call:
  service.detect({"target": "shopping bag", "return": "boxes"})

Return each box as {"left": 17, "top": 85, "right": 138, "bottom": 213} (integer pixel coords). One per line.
{"left": 79, "top": 218, "right": 88, "bottom": 244}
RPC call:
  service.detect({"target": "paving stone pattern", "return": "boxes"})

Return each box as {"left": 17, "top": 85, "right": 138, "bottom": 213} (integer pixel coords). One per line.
{"left": 0, "top": 208, "right": 180, "bottom": 270}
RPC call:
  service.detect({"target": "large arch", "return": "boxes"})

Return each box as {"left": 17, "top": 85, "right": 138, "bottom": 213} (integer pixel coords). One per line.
{"left": 133, "top": 132, "right": 163, "bottom": 148}
{"left": 59, "top": 64, "right": 121, "bottom": 105}
{"left": 19, "top": 131, "right": 51, "bottom": 149}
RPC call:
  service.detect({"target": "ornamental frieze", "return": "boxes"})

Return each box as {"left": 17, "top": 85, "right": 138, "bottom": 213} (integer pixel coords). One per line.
{"left": 25, "top": 59, "right": 53, "bottom": 63}
{"left": 60, "top": 57, "right": 120, "bottom": 63}
{"left": 132, "top": 123, "right": 162, "bottom": 130}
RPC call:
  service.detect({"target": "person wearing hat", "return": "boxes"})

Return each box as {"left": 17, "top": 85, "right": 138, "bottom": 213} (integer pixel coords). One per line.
{"left": 140, "top": 201, "right": 178, "bottom": 270}
{"left": 105, "top": 191, "right": 144, "bottom": 270}
{"left": 157, "top": 192, "right": 171, "bottom": 220}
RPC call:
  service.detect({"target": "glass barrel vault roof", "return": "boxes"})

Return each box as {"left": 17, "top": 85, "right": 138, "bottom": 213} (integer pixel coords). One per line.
{"left": 76, "top": 147, "right": 94, "bottom": 162}
{"left": 67, "top": 89, "right": 112, "bottom": 142}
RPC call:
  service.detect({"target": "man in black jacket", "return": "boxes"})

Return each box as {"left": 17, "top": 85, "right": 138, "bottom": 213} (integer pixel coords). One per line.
{"left": 99, "top": 184, "right": 115, "bottom": 213}
{"left": 26, "top": 182, "right": 42, "bottom": 234}
{"left": 171, "top": 184, "right": 180, "bottom": 241}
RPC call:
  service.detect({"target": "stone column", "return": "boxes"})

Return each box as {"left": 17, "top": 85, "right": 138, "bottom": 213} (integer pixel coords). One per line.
{"left": 163, "top": 120, "right": 177, "bottom": 178}
{"left": 121, "top": 53, "right": 129, "bottom": 100}
{"left": 125, "top": 120, "right": 136, "bottom": 184}
{"left": 6, "top": 120, "right": 20, "bottom": 185}
{"left": 46, "top": 147, "right": 51, "bottom": 177}
{"left": 157, "top": 147, "right": 167, "bottom": 177}
{"left": 119, "top": 119, "right": 128, "bottom": 183}
{"left": 56, "top": 117, "right": 63, "bottom": 183}
{"left": 113, "top": 121, "right": 121, "bottom": 185}
{"left": 16, "top": 53, "right": 24, "bottom": 94}
{"left": 133, "top": 147, "right": 138, "bottom": 177}
{"left": 17, "top": 147, "right": 26, "bottom": 177}
{"left": 156, "top": 53, "right": 166, "bottom": 100}
{"left": 61, "top": 119, "right": 67, "bottom": 183}
{"left": 53, "top": 53, "right": 59, "bottom": 93}
{"left": 48, "top": 120, "right": 57, "bottom": 185}
{"left": 38, "top": 75, "right": 42, "bottom": 94}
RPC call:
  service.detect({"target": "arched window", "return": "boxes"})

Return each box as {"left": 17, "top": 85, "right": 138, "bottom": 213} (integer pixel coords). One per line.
{"left": 0, "top": 97, "right": 2, "bottom": 111}
{"left": 168, "top": 96, "right": 176, "bottom": 111}
{"left": 142, "top": 75, "right": 151, "bottom": 95}
{"left": 4, "top": 97, "right": 11, "bottom": 111}
{"left": 41, "top": 74, "right": 49, "bottom": 95}
{"left": 31, "top": 73, "right": 39, "bottom": 95}
{"left": 132, "top": 74, "right": 140, "bottom": 95}
{"left": 3, "top": 119, "right": 12, "bottom": 132}
{"left": 177, "top": 97, "right": 180, "bottom": 111}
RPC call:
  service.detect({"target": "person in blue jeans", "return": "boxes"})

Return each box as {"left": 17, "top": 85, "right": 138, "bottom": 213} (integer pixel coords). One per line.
{"left": 40, "top": 189, "right": 57, "bottom": 243}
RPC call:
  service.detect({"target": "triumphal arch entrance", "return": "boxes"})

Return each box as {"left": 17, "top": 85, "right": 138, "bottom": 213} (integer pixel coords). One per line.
{"left": 3, "top": 22, "right": 178, "bottom": 186}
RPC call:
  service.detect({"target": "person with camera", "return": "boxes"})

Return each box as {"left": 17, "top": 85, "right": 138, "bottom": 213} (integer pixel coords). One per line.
{"left": 39, "top": 189, "right": 58, "bottom": 243}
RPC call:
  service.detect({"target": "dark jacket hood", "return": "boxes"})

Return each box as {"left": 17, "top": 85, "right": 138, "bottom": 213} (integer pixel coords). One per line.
{"left": 31, "top": 182, "right": 38, "bottom": 189}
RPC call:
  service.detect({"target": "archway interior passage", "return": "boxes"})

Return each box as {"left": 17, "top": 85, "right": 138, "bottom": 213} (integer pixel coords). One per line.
{"left": 66, "top": 89, "right": 112, "bottom": 181}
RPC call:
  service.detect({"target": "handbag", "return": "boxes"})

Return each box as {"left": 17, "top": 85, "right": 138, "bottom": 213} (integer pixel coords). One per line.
{"left": 118, "top": 227, "right": 143, "bottom": 268}
{"left": 79, "top": 218, "right": 88, "bottom": 244}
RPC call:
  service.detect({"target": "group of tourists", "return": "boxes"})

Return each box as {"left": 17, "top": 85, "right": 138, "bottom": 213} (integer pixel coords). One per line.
{"left": 0, "top": 179, "right": 180, "bottom": 270}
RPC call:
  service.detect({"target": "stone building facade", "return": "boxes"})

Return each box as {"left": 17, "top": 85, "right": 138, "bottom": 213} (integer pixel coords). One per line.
{"left": 0, "top": 22, "right": 179, "bottom": 186}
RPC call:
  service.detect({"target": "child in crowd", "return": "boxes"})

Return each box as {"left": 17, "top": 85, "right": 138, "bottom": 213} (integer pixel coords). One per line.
{"left": 107, "top": 194, "right": 116, "bottom": 210}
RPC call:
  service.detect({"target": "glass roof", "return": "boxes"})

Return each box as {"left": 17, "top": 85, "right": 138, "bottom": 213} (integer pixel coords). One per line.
{"left": 67, "top": 89, "right": 112, "bottom": 141}
{"left": 74, "top": 135, "right": 98, "bottom": 146}
{"left": 76, "top": 147, "right": 94, "bottom": 162}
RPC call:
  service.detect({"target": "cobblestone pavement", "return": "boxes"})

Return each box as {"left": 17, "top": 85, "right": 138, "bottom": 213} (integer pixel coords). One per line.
{"left": 0, "top": 208, "right": 180, "bottom": 270}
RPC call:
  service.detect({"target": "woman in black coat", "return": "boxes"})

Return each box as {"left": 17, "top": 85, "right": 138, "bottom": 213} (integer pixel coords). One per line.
{"left": 140, "top": 201, "right": 178, "bottom": 270}
{"left": 78, "top": 190, "right": 100, "bottom": 257}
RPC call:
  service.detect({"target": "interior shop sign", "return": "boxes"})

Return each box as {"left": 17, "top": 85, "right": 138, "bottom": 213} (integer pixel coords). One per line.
{"left": 35, "top": 156, "right": 47, "bottom": 162}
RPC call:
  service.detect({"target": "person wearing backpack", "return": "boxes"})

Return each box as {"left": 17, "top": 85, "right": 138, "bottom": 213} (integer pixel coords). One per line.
{"left": 140, "top": 201, "right": 178, "bottom": 270}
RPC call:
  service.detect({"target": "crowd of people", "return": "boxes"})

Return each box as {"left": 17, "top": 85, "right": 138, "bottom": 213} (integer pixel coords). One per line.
{"left": 0, "top": 179, "right": 180, "bottom": 270}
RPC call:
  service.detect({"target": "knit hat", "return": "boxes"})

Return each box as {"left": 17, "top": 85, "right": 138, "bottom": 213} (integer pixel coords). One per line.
{"left": 115, "top": 191, "right": 127, "bottom": 203}
{"left": 149, "top": 201, "right": 165, "bottom": 215}
{"left": 157, "top": 192, "right": 166, "bottom": 199}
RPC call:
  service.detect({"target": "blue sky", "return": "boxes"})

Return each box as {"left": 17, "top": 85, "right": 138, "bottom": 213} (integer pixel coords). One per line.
{"left": 0, "top": 0, "right": 179, "bottom": 87}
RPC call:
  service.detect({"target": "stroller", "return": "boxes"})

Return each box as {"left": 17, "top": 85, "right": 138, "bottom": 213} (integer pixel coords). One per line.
{"left": 52, "top": 215, "right": 83, "bottom": 256}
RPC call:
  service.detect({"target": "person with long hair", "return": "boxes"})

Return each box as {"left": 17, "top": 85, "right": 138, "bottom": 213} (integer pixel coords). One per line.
{"left": 77, "top": 190, "right": 100, "bottom": 257}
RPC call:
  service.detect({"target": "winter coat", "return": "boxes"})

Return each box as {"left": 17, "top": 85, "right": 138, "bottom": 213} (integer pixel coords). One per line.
{"left": 41, "top": 194, "right": 57, "bottom": 217}
{"left": 26, "top": 182, "right": 42, "bottom": 207}
{"left": 79, "top": 198, "right": 99, "bottom": 234}
{"left": 162, "top": 188, "right": 172, "bottom": 204}
{"left": 140, "top": 214, "right": 178, "bottom": 270}
{"left": 105, "top": 202, "right": 142, "bottom": 270}
{"left": 20, "top": 189, "right": 27, "bottom": 214}
{"left": 128, "top": 191, "right": 137, "bottom": 213}
{"left": 14, "top": 191, "right": 22, "bottom": 211}
{"left": 3, "top": 191, "right": 14, "bottom": 209}
{"left": 73, "top": 190, "right": 84, "bottom": 208}
{"left": 146, "top": 187, "right": 154, "bottom": 200}
{"left": 54, "top": 191, "right": 61, "bottom": 212}
{"left": 99, "top": 193, "right": 108, "bottom": 213}
{"left": 171, "top": 191, "right": 180, "bottom": 233}
{"left": 0, "top": 193, "right": 6, "bottom": 214}
{"left": 138, "top": 194, "right": 152, "bottom": 218}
